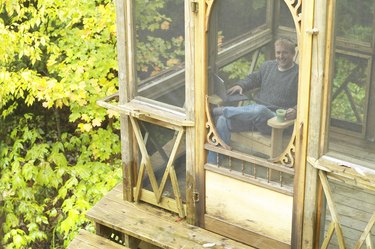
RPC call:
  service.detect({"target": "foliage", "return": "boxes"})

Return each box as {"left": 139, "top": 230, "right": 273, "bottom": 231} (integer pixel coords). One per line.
{"left": 335, "top": 0, "right": 373, "bottom": 42}
{"left": 0, "top": 115, "right": 121, "bottom": 248}
{"left": 135, "top": 0, "right": 185, "bottom": 80}
{"left": 0, "top": 0, "right": 124, "bottom": 248}
{"left": 0, "top": 0, "right": 185, "bottom": 247}
{"left": 332, "top": 0, "right": 373, "bottom": 126}
{"left": 331, "top": 55, "right": 367, "bottom": 124}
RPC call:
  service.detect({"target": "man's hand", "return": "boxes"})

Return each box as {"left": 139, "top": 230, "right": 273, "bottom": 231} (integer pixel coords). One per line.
{"left": 227, "top": 85, "right": 243, "bottom": 95}
{"left": 285, "top": 108, "right": 297, "bottom": 120}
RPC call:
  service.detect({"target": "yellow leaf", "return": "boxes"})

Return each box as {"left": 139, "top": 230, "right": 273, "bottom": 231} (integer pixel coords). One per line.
{"left": 55, "top": 99, "right": 63, "bottom": 108}
{"left": 79, "top": 123, "right": 92, "bottom": 132}
{"left": 107, "top": 109, "right": 119, "bottom": 118}
{"left": 160, "top": 21, "right": 170, "bottom": 30}
{"left": 92, "top": 118, "right": 101, "bottom": 127}
{"left": 167, "top": 58, "right": 179, "bottom": 67}
{"left": 81, "top": 114, "right": 89, "bottom": 121}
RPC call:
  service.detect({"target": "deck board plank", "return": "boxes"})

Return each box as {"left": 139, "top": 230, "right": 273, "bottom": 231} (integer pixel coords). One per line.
{"left": 68, "top": 229, "right": 127, "bottom": 249}
{"left": 87, "top": 184, "right": 255, "bottom": 249}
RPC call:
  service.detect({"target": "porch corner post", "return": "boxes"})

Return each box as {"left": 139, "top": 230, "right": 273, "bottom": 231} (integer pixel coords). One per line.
{"left": 291, "top": 0, "right": 316, "bottom": 248}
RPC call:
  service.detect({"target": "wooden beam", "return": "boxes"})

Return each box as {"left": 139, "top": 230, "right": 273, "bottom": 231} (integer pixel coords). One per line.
{"left": 293, "top": 0, "right": 316, "bottom": 248}
{"left": 184, "top": 0, "right": 197, "bottom": 225}
{"left": 116, "top": 0, "right": 136, "bottom": 202}
{"left": 194, "top": 0, "right": 207, "bottom": 227}
{"left": 301, "top": 0, "right": 333, "bottom": 247}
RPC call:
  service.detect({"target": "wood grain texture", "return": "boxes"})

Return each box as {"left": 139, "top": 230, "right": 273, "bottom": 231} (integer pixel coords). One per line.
{"left": 86, "top": 184, "right": 255, "bottom": 249}
{"left": 67, "top": 229, "right": 127, "bottom": 249}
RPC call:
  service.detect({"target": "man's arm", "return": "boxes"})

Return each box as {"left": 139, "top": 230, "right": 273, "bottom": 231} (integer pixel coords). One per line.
{"left": 237, "top": 70, "right": 262, "bottom": 92}
{"left": 226, "top": 65, "right": 264, "bottom": 95}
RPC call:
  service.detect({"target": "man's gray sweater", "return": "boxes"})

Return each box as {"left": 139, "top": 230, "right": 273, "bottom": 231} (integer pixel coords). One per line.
{"left": 238, "top": 60, "right": 299, "bottom": 111}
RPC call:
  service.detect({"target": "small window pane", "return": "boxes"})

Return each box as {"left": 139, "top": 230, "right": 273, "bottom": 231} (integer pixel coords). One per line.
{"left": 326, "top": 0, "right": 375, "bottom": 168}
{"left": 216, "top": 0, "right": 267, "bottom": 44}
{"left": 330, "top": 54, "right": 368, "bottom": 134}
{"left": 335, "top": 0, "right": 374, "bottom": 43}
{"left": 280, "top": 2, "right": 294, "bottom": 28}
{"left": 134, "top": 0, "right": 185, "bottom": 107}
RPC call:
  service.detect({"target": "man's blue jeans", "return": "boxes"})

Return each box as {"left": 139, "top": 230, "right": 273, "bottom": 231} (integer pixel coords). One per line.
{"left": 207, "top": 104, "right": 275, "bottom": 164}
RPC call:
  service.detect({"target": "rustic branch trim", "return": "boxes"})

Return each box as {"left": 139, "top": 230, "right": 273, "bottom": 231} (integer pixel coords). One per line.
{"left": 204, "top": 0, "right": 214, "bottom": 32}
{"left": 205, "top": 95, "right": 231, "bottom": 150}
{"left": 284, "top": 0, "right": 302, "bottom": 39}
{"left": 270, "top": 133, "right": 296, "bottom": 167}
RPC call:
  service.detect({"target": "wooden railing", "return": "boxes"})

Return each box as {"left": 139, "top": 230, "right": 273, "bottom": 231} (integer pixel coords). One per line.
{"left": 308, "top": 156, "right": 375, "bottom": 249}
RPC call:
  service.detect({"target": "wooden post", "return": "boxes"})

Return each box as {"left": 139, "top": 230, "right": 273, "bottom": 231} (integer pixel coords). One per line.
{"left": 300, "top": 0, "right": 332, "bottom": 248}
{"left": 292, "top": 0, "right": 316, "bottom": 248}
{"left": 185, "top": 0, "right": 197, "bottom": 225}
{"left": 302, "top": 0, "right": 334, "bottom": 248}
{"left": 194, "top": 0, "right": 209, "bottom": 227}
{"left": 116, "top": 0, "right": 136, "bottom": 202}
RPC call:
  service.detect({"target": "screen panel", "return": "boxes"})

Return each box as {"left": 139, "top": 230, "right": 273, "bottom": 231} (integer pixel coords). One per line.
{"left": 134, "top": 0, "right": 185, "bottom": 107}
{"left": 326, "top": 0, "right": 375, "bottom": 168}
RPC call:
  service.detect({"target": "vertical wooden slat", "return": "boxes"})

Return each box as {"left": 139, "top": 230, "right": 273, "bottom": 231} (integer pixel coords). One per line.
{"left": 194, "top": 0, "right": 208, "bottom": 227}
{"left": 314, "top": 1, "right": 336, "bottom": 248}
{"left": 116, "top": 0, "right": 136, "bottom": 202}
{"left": 185, "top": 0, "right": 197, "bottom": 225}
{"left": 292, "top": 0, "right": 315, "bottom": 248}
{"left": 302, "top": 0, "right": 330, "bottom": 247}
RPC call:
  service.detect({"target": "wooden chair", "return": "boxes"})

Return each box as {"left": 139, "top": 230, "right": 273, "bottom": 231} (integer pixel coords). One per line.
{"left": 207, "top": 94, "right": 295, "bottom": 160}
{"left": 206, "top": 46, "right": 298, "bottom": 161}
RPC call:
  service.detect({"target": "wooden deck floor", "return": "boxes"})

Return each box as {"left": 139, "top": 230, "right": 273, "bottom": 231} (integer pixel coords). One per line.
{"left": 86, "top": 184, "right": 256, "bottom": 249}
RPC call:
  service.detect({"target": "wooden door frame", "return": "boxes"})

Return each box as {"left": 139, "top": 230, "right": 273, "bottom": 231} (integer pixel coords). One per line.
{"left": 194, "top": 0, "right": 316, "bottom": 248}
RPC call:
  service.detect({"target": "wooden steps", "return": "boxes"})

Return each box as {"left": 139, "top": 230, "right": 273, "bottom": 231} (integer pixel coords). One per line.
{"left": 86, "top": 184, "right": 255, "bottom": 249}
{"left": 68, "top": 229, "right": 127, "bottom": 249}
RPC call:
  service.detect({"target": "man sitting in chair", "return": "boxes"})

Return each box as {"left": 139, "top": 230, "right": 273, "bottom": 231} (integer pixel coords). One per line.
{"left": 208, "top": 38, "right": 298, "bottom": 163}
